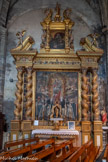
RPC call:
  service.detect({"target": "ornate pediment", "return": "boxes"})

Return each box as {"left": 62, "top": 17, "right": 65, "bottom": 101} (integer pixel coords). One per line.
{"left": 40, "top": 3, "right": 74, "bottom": 53}
{"left": 10, "top": 3, "right": 103, "bottom": 70}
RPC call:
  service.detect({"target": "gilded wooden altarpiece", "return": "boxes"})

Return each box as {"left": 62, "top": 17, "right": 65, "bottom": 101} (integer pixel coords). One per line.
{"left": 10, "top": 3, "right": 104, "bottom": 148}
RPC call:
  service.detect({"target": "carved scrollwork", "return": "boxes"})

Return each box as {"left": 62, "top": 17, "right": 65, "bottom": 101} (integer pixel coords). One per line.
{"left": 26, "top": 67, "right": 33, "bottom": 120}
{"left": 14, "top": 67, "right": 24, "bottom": 120}
{"left": 92, "top": 69, "right": 100, "bottom": 120}
{"left": 81, "top": 69, "right": 89, "bottom": 120}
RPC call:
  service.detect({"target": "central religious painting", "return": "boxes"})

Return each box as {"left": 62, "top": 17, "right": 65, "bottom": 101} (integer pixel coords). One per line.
{"left": 36, "top": 72, "right": 78, "bottom": 121}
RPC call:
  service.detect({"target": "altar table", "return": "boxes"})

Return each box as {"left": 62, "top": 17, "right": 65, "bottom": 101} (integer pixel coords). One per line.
{"left": 32, "top": 129, "right": 79, "bottom": 136}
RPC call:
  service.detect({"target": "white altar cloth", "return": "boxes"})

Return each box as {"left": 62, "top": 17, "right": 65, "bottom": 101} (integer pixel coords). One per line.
{"left": 102, "top": 126, "right": 108, "bottom": 130}
{"left": 32, "top": 129, "right": 79, "bottom": 136}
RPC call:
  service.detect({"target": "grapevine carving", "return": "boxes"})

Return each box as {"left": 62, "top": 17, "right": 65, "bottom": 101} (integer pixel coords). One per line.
{"left": 26, "top": 67, "right": 33, "bottom": 120}
{"left": 81, "top": 69, "right": 89, "bottom": 120}
{"left": 92, "top": 70, "right": 100, "bottom": 120}
{"left": 14, "top": 67, "right": 23, "bottom": 120}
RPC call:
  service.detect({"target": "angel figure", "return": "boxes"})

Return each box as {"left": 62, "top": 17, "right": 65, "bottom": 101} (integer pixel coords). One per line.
{"left": 16, "top": 30, "right": 26, "bottom": 47}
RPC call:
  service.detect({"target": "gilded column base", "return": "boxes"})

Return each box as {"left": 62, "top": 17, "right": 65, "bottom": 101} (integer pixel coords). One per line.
{"left": 65, "top": 48, "right": 70, "bottom": 54}
{"left": 93, "top": 121, "right": 103, "bottom": 151}
{"left": 21, "top": 120, "right": 32, "bottom": 139}
{"left": 82, "top": 121, "right": 91, "bottom": 144}
{"left": 10, "top": 120, "right": 21, "bottom": 147}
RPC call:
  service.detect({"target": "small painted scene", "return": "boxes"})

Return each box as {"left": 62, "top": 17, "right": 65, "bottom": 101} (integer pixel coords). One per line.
{"left": 49, "top": 31, "right": 65, "bottom": 49}
{"left": 36, "top": 72, "right": 78, "bottom": 121}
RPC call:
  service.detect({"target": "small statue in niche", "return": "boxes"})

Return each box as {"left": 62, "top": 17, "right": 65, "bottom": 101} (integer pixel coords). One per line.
{"left": 101, "top": 107, "right": 107, "bottom": 125}
{"left": 44, "top": 8, "right": 53, "bottom": 21}
{"left": 50, "top": 100, "right": 62, "bottom": 118}
{"left": 40, "top": 30, "right": 47, "bottom": 48}
{"left": 63, "top": 8, "right": 72, "bottom": 20}
{"left": 69, "top": 29, "right": 74, "bottom": 49}
{"left": 16, "top": 30, "right": 26, "bottom": 47}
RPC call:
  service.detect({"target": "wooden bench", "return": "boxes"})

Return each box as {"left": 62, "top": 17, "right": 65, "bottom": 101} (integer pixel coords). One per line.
{"left": 84, "top": 141, "right": 100, "bottom": 162}
{"left": 16, "top": 139, "right": 76, "bottom": 162}
{"left": 16, "top": 138, "right": 55, "bottom": 162}
{"left": 103, "top": 144, "right": 108, "bottom": 162}
{"left": 0, "top": 138, "right": 51, "bottom": 162}
{"left": 65, "top": 140, "right": 99, "bottom": 162}
{"left": 65, "top": 144, "right": 85, "bottom": 162}
{"left": 52, "top": 140, "right": 78, "bottom": 162}
{"left": 4, "top": 137, "right": 39, "bottom": 151}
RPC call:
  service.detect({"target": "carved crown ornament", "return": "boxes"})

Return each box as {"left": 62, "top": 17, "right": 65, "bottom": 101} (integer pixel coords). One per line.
{"left": 10, "top": 3, "right": 103, "bottom": 70}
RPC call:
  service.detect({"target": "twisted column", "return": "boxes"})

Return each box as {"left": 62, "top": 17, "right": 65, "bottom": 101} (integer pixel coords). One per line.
{"left": 14, "top": 67, "right": 23, "bottom": 120}
{"left": 26, "top": 67, "right": 33, "bottom": 120}
{"left": 65, "top": 25, "right": 69, "bottom": 49}
{"left": 81, "top": 69, "right": 89, "bottom": 121}
{"left": 92, "top": 69, "right": 100, "bottom": 120}
{"left": 45, "top": 22, "right": 50, "bottom": 51}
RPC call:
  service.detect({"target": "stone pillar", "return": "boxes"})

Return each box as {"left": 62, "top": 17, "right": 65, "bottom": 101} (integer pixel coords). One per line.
{"left": 0, "top": 26, "right": 7, "bottom": 113}
{"left": 92, "top": 69, "right": 103, "bottom": 150}
{"left": 81, "top": 69, "right": 91, "bottom": 144}
{"left": 99, "top": 0, "right": 108, "bottom": 118}
{"left": 103, "top": 29, "right": 108, "bottom": 114}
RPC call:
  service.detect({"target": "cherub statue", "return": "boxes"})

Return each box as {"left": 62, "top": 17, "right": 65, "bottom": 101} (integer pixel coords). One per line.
{"left": 63, "top": 8, "right": 72, "bottom": 20}
{"left": 101, "top": 107, "right": 107, "bottom": 125}
{"left": 16, "top": 30, "right": 26, "bottom": 47}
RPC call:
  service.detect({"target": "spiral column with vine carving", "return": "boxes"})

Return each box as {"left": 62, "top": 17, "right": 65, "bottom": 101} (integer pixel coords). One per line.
{"left": 65, "top": 25, "right": 69, "bottom": 49}
{"left": 92, "top": 69, "right": 100, "bottom": 120}
{"left": 46, "top": 22, "right": 50, "bottom": 50}
{"left": 81, "top": 69, "right": 89, "bottom": 121}
{"left": 26, "top": 67, "right": 33, "bottom": 120}
{"left": 14, "top": 67, "right": 23, "bottom": 120}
